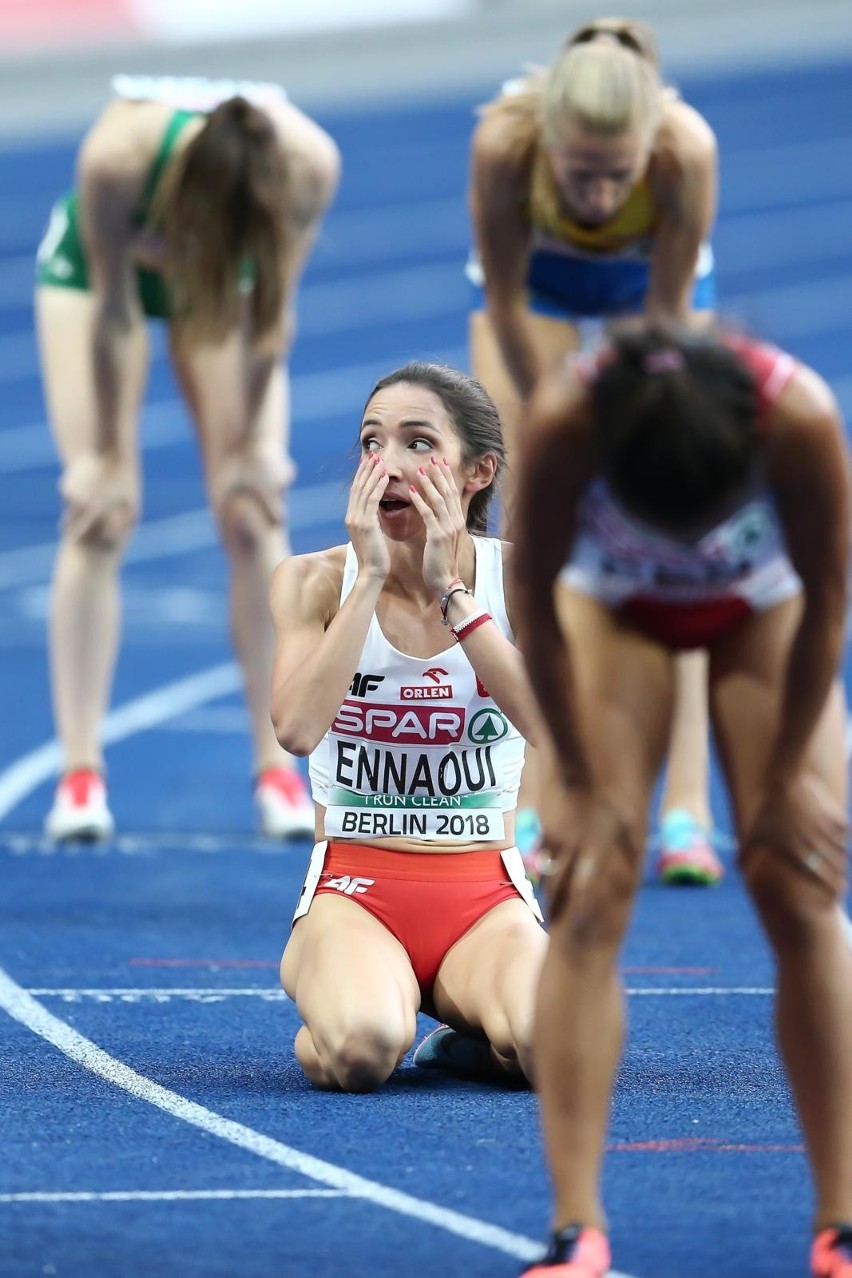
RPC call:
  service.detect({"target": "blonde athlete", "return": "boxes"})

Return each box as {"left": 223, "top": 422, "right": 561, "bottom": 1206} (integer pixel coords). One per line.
{"left": 271, "top": 363, "right": 547, "bottom": 1091}
{"left": 468, "top": 17, "right": 720, "bottom": 883}
{"left": 513, "top": 321, "right": 852, "bottom": 1278}
{"left": 36, "top": 76, "right": 339, "bottom": 840}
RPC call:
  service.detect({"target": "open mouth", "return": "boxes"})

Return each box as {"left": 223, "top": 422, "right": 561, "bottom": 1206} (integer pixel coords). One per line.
{"left": 379, "top": 498, "right": 411, "bottom": 513}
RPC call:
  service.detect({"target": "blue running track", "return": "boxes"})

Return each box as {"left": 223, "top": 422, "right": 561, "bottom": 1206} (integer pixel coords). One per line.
{"left": 2, "top": 56, "right": 852, "bottom": 1278}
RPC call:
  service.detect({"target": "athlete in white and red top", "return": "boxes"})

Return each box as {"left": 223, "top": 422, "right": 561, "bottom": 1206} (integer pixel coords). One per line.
{"left": 270, "top": 361, "right": 547, "bottom": 1093}
{"left": 512, "top": 322, "right": 852, "bottom": 1278}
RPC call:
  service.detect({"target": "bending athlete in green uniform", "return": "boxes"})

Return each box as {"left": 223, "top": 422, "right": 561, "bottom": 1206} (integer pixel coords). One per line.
{"left": 35, "top": 76, "right": 339, "bottom": 841}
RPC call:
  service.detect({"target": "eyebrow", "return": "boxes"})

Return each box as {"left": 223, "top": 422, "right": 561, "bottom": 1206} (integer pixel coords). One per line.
{"left": 360, "top": 417, "right": 441, "bottom": 431}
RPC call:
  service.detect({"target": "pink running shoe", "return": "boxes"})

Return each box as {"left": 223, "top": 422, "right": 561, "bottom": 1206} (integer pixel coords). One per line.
{"left": 45, "top": 769, "right": 114, "bottom": 842}
{"left": 255, "top": 767, "right": 315, "bottom": 840}
{"left": 522, "top": 1225, "right": 610, "bottom": 1277}
{"left": 657, "top": 807, "right": 723, "bottom": 886}
{"left": 812, "top": 1226, "right": 852, "bottom": 1277}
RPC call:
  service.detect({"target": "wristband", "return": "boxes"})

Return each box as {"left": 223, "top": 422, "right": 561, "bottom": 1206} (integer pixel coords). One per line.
{"left": 452, "top": 609, "right": 492, "bottom": 642}
{"left": 440, "top": 579, "right": 471, "bottom": 624}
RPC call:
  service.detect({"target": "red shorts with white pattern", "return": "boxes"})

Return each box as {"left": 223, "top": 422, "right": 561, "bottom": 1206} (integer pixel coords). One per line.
{"left": 294, "top": 840, "right": 541, "bottom": 992}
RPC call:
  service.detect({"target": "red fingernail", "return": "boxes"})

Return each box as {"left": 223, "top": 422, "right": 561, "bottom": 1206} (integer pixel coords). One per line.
{"left": 430, "top": 455, "right": 437, "bottom": 464}
{"left": 409, "top": 484, "right": 417, "bottom": 492}
{"left": 418, "top": 467, "right": 426, "bottom": 475}
{"left": 380, "top": 469, "right": 387, "bottom": 477}
{"left": 442, "top": 456, "right": 449, "bottom": 465}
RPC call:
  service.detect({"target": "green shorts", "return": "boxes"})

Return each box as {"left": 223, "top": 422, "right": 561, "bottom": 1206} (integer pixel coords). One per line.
{"left": 35, "top": 192, "right": 173, "bottom": 319}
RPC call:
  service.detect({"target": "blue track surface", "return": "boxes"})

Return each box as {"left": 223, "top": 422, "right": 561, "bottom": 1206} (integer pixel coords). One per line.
{"left": 2, "top": 57, "right": 852, "bottom": 1278}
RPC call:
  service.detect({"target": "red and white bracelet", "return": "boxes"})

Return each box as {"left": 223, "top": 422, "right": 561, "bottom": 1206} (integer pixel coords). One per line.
{"left": 451, "top": 609, "right": 492, "bottom": 642}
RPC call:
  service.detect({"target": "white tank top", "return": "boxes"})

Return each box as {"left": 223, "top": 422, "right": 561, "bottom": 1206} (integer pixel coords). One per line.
{"left": 564, "top": 478, "right": 801, "bottom": 608}
{"left": 309, "top": 537, "right": 526, "bottom": 844}
{"left": 112, "top": 74, "right": 287, "bottom": 112}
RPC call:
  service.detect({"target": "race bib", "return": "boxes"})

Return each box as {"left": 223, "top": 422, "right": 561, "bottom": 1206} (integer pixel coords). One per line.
{"left": 324, "top": 787, "right": 505, "bottom": 842}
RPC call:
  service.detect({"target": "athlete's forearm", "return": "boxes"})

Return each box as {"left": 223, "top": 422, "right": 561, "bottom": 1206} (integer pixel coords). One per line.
{"left": 486, "top": 300, "right": 542, "bottom": 401}
{"left": 444, "top": 590, "right": 543, "bottom": 744}
{"left": 518, "top": 616, "right": 591, "bottom": 788}
{"left": 243, "top": 319, "right": 289, "bottom": 447}
{"left": 91, "top": 310, "right": 145, "bottom": 455}
{"left": 272, "top": 574, "right": 385, "bottom": 756}
{"left": 765, "top": 604, "right": 847, "bottom": 787}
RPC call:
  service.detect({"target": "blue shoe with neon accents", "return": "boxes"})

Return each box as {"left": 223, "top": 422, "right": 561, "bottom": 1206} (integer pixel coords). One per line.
{"left": 413, "top": 1025, "right": 528, "bottom": 1086}
{"left": 656, "top": 807, "right": 723, "bottom": 886}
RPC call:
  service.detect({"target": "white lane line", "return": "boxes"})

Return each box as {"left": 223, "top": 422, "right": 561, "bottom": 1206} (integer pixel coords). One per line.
{"left": 23, "top": 986, "right": 776, "bottom": 1002}
{"left": 0, "top": 663, "right": 240, "bottom": 822}
{"left": 626, "top": 987, "right": 772, "bottom": 996}
{"left": 0, "top": 832, "right": 285, "bottom": 853}
{"left": 26, "top": 988, "right": 287, "bottom": 1001}
{"left": 0, "top": 967, "right": 627, "bottom": 1273}
{"left": 0, "top": 1189, "right": 345, "bottom": 1203}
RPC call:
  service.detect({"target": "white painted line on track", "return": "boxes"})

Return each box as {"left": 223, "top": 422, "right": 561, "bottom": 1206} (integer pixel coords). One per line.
{"left": 626, "top": 987, "right": 772, "bottom": 996}
{"left": 0, "top": 832, "right": 287, "bottom": 853}
{"left": 0, "top": 1189, "right": 345, "bottom": 1203}
{"left": 0, "top": 967, "right": 641, "bottom": 1277}
{"left": 23, "top": 985, "right": 777, "bottom": 1002}
{"left": 0, "top": 663, "right": 240, "bottom": 822}
{"left": 26, "top": 986, "right": 288, "bottom": 996}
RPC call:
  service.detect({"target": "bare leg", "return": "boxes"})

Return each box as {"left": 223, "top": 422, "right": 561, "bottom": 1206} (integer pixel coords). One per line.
{"left": 534, "top": 591, "right": 674, "bottom": 1228}
{"left": 432, "top": 897, "right": 547, "bottom": 1081}
{"left": 659, "top": 649, "right": 711, "bottom": 826}
{"left": 169, "top": 327, "right": 294, "bottom": 775}
{"left": 36, "top": 286, "right": 148, "bottom": 771}
{"left": 712, "top": 603, "right": 852, "bottom": 1227}
{"left": 281, "top": 895, "right": 420, "bottom": 1092}
{"left": 220, "top": 365, "right": 291, "bottom": 773}
{"left": 468, "top": 307, "right": 580, "bottom": 529}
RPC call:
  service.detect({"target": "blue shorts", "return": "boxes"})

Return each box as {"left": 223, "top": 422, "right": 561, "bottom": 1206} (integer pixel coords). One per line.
{"left": 467, "top": 242, "right": 716, "bottom": 320}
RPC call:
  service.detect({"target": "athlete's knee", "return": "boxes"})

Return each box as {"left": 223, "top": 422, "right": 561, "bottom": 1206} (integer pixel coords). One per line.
{"left": 69, "top": 504, "right": 137, "bottom": 553}
{"left": 484, "top": 1011, "right": 534, "bottom": 1082}
{"left": 321, "top": 1014, "right": 414, "bottom": 1093}
{"left": 545, "top": 822, "right": 644, "bottom": 948}
{"left": 741, "top": 846, "right": 835, "bottom": 949}
{"left": 217, "top": 489, "right": 284, "bottom": 557}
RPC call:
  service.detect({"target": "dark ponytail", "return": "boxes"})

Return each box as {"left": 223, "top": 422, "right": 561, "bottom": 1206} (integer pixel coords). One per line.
{"left": 594, "top": 325, "right": 758, "bottom": 531}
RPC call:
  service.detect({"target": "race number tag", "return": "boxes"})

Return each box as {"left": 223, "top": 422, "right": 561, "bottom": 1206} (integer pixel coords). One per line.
{"left": 324, "top": 788, "right": 505, "bottom": 842}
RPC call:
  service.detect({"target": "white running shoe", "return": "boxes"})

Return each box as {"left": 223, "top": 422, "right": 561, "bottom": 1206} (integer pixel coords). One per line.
{"left": 45, "top": 770, "right": 115, "bottom": 842}
{"left": 255, "top": 767, "right": 315, "bottom": 840}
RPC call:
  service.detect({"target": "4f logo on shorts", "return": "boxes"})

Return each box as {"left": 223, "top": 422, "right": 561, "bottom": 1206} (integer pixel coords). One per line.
{"left": 325, "top": 874, "right": 375, "bottom": 896}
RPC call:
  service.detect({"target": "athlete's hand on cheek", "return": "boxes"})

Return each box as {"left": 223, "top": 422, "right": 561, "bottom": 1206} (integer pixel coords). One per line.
{"left": 408, "top": 456, "right": 467, "bottom": 596}
{"left": 346, "top": 454, "right": 391, "bottom": 580}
